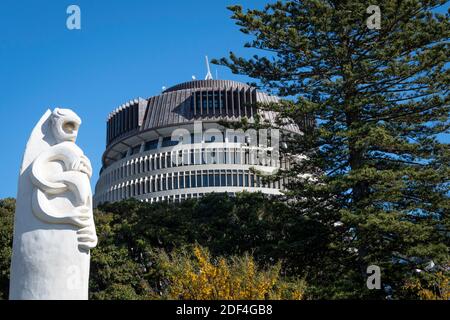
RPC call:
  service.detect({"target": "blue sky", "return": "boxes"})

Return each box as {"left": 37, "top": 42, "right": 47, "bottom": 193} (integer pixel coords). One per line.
{"left": 0, "top": 0, "right": 263, "bottom": 198}
{"left": 0, "top": 1, "right": 448, "bottom": 199}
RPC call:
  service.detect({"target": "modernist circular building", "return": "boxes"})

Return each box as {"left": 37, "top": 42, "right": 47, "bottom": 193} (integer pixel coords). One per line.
{"left": 94, "top": 79, "right": 303, "bottom": 206}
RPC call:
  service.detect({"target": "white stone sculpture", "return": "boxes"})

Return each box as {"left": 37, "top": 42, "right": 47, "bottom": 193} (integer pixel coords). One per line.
{"left": 10, "top": 108, "right": 97, "bottom": 300}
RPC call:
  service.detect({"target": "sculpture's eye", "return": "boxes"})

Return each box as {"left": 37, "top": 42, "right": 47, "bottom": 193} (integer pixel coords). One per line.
{"left": 63, "top": 121, "right": 77, "bottom": 134}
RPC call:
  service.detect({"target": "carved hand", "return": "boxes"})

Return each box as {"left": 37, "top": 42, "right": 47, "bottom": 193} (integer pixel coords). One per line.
{"left": 66, "top": 205, "right": 93, "bottom": 228}
{"left": 71, "top": 155, "right": 92, "bottom": 178}
{"left": 77, "top": 224, "right": 98, "bottom": 252}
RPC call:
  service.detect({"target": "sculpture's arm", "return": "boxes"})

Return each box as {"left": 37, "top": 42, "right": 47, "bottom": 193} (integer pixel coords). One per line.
{"left": 30, "top": 143, "right": 85, "bottom": 194}
{"left": 71, "top": 154, "right": 92, "bottom": 178}
{"left": 30, "top": 143, "right": 94, "bottom": 227}
{"left": 32, "top": 188, "right": 92, "bottom": 228}
{"left": 77, "top": 224, "right": 98, "bottom": 252}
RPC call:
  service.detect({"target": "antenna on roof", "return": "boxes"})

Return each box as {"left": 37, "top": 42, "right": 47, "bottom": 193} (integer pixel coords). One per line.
{"left": 205, "top": 56, "right": 213, "bottom": 80}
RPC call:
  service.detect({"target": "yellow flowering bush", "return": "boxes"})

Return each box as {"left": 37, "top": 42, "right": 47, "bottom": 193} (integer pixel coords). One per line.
{"left": 152, "top": 245, "right": 306, "bottom": 300}
{"left": 403, "top": 271, "right": 449, "bottom": 300}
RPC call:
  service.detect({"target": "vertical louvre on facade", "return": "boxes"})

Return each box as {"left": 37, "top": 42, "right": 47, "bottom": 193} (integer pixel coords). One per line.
{"left": 186, "top": 88, "right": 258, "bottom": 121}
{"left": 107, "top": 99, "right": 146, "bottom": 145}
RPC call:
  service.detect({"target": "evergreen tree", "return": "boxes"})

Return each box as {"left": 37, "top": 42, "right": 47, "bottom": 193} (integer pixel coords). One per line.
{"left": 214, "top": 0, "right": 449, "bottom": 298}
{"left": 0, "top": 198, "right": 14, "bottom": 300}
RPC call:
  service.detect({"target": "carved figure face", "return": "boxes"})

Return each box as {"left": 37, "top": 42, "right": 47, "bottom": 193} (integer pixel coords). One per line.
{"left": 51, "top": 108, "right": 82, "bottom": 143}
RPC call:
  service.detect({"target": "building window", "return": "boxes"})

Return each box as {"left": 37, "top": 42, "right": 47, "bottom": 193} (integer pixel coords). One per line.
{"left": 208, "top": 91, "right": 213, "bottom": 112}
{"left": 202, "top": 171, "right": 208, "bottom": 187}
{"left": 162, "top": 136, "right": 179, "bottom": 148}
{"left": 235, "top": 149, "right": 242, "bottom": 164}
{"left": 219, "top": 91, "right": 225, "bottom": 110}
{"left": 221, "top": 170, "right": 226, "bottom": 186}
{"left": 131, "top": 145, "right": 141, "bottom": 155}
{"left": 183, "top": 150, "right": 189, "bottom": 166}
{"left": 186, "top": 174, "right": 191, "bottom": 189}
{"left": 197, "top": 171, "right": 202, "bottom": 187}
{"left": 145, "top": 139, "right": 158, "bottom": 151}
{"left": 209, "top": 171, "right": 214, "bottom": 187}
{"left": 173, "top": 173, "right": 179, "bottom": 189}
{"left": 211, "top": 149, "right": 217, "bottom": 164}
{"left": 190, "top": 172, "right": 196, "bottom": 188}
{"left": 156, "top": 176, "right": 161, "bottom": 192}
{"left": 215, "top": 170, "right": 220, "bottom": 186}
{"left": 195, "top": 149, "right": 201, "bottom": 165}
{"left": 218, "top": 149, "right": 224, "bottom": 164}
{"left": 166, "top": 154, "right": 171, "bottom": 168}
{"left": 170, "top": 151, "right": 175, "bottom": 167}
{"left": 202, "top": 92, "right": 207, "bottom": 114}
{"left": 162, "top": 174, "right": 167, "bottom": 191}
{"left": 178, "top": 150, "right": 183, "bottom": 166}
{"left": 213, "top": 91, "right": 220, "bottom": 110}
{"left": 156, "top": 155, "right": 160, "bottom": 170}
{"left": 201, "top": 149, "right": 207, "bottom": 165}
{"left": 195, "top": 92, "right": 201, "bottom": 114}
{"left": 161, "top": 153, "right": 166, "bottom": 169}
{"left": 168, "top": 175, "right": 173, "bottom": 190}
{"left": 179, "top": 172, "right": 185, "bottom": 189}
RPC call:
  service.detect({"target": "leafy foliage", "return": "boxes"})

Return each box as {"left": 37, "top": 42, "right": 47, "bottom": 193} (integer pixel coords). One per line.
{"left": 149, "top": 245, "right": 306, "bottom": 300}
{"left": 402, "top": 271, "right": 449, "bottom": 299}
{"left": 0, "top": 198, "right": 14, "bottom": 300}
{"left": 88, "top": 193, "right": 321, "bottom": 299}
{"left": 213, "top": 0, "right": 450, "bottom": 298}
{"left": 0, "top": 187, "right": 447, "bottom": 299}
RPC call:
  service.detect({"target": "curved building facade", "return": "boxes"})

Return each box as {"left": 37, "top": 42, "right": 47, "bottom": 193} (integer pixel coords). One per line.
{"left": 94, "top": 79, "right": 305, "bottom": 206}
